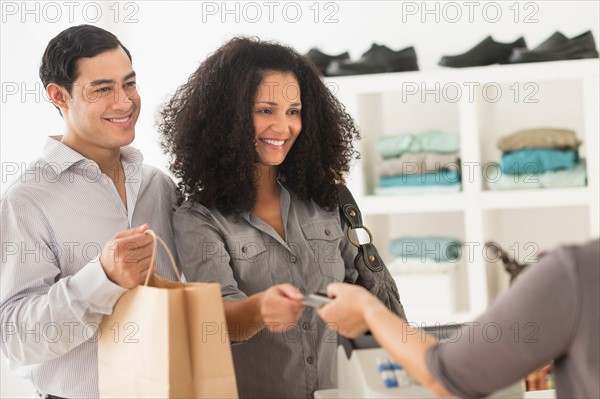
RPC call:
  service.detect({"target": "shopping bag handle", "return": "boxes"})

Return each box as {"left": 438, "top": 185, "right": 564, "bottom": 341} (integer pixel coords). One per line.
{"left": 144, "top": 229, "right": 182, "bottom": 285}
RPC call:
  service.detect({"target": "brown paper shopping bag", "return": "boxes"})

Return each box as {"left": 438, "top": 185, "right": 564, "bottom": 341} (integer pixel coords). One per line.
{"left": 98, "top": 231, "right": 238, "bottom": 398}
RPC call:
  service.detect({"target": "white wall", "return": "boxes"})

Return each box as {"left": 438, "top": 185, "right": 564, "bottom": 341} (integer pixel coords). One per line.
{"left": 2, "top": 1, "right": 599, "bottom": 185}
{"left": 1, "top": 1, "right": 599, "bottom": 397}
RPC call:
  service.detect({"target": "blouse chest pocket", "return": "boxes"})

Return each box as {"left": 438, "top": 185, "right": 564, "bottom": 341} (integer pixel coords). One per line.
{"left": 225, "top": 235, "right": 268, "bottom": 263}
{"left": 301, "top": 220, "right": 345, "bottom": 282}
{"left": 224, "top": 234, "right": 271, "bottom": 293}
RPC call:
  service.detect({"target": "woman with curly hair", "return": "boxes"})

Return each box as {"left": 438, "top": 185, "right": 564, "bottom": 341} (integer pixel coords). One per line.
{"left": 159, "top": 37, "right": 360, "bottom": 398}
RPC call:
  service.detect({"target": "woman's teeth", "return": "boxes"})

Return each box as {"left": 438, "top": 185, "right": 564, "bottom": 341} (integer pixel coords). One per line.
{"left": 261, "top": 138, "right": 284, "bottom": 146}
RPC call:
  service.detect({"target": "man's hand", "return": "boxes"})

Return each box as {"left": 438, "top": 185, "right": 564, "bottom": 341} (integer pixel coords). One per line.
{"left": 99, "top": 224, "right": 155, "bottom": 288}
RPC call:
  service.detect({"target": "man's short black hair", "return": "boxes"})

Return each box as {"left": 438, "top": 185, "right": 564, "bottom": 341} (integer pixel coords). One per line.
{"left": 39, "top": 24, "right": 132, "bottom": 95}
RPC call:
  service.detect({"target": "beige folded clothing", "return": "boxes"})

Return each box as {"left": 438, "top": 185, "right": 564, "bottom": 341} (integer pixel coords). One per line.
{"left": 379, "top": 152, "right": 459, "bottom": 176}
{"left": 497, "top": 128, "right": 581, "bottom": 152}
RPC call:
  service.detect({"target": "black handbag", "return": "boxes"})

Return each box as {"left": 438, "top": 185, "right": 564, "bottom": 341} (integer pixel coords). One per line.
{"left": 484, "top": 241, "right": 529, "bottom": 284}
{"left": 337, "top": 185, "right": 407, "bottom": 320}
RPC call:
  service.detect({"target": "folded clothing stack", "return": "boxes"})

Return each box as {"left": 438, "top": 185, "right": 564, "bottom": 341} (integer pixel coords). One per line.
{"left": 489, "top": 128, "right": 587, "bottom": 190}
{"left": 387, "top": 236, "right": 463, "bottom": 314}
{"left": 375, "top": 130, "right": 461, "bottom": 195}
{"left": 388, "top": 236, "right": 463, "bottom": 263}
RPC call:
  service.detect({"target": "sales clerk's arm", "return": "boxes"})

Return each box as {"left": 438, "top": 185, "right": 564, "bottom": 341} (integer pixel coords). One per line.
{"left": 317, "top": 247, "right": 578, "bottom": 399}
{"left": 316, "top": 283, "right": 451, "bottom": 396}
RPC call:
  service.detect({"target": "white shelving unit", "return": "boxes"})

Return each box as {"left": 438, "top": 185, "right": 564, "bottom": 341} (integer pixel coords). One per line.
{"left": 327, "top": 59, "right": 599, "bottom": 326}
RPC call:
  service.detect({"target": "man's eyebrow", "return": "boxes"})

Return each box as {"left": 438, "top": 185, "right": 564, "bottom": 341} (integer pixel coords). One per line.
{"left": 88, "top": 71, "right": 136, "bottom": 87}
{"left": 123, "top": 71, "right": 136, "bottom": 81}
{"left": 88, "top": 79, "right": 115, "bottom": 87}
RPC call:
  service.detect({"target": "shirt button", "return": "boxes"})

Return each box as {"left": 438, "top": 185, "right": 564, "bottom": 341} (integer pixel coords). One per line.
{"left": 307, "top": 356, "right": 314, "bottom": 364}
{"left": 290, "top": 256, "right": 297, "bottom": 263}
{"left": 241, "top": 246, "right": 247, "bottom": 253}
{"left": 302, "top": 322, "right": 310, "bottom": 330}
{"left": 324, "top": 229, "right": 331, "bottom": 236}
{"left": 102, "top": 179, "right": 109, "bottom": 186}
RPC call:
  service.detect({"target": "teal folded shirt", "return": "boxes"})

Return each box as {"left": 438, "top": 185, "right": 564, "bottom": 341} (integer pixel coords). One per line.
{"left": 377, "top": 130, "right": 460, "bottom": 159}
{"left": 379, "top": 169, "right": 461, "bottom": 187}
{"left": 389, "top": 237, "right": 463, "bottom": 262}
{"left": 500, "top": 148, "right": 579, "bottom": 174}
{"left": 487, "top": 159, "right": 587, "bottom": 190}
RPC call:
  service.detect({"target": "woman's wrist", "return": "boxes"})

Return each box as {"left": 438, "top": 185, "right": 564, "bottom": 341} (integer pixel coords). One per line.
{"left": 253, "top": 291, "right": 267, "bottom": 326}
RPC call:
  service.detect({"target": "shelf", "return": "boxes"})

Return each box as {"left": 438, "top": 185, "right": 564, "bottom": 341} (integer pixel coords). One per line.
{"left": 359, "top": 187, "right": 590, "bottom": 213}
{"left": 325, "top": 59, "right": 600, "bottom": 93}
{"left": 359, "top": 193, "right": 465, "bottom": 215}
{"left": 482, "top": 187, "right": 590, "bottom": 210}
{"left": 333, "top": 57, "right": 599, "bottom": 321}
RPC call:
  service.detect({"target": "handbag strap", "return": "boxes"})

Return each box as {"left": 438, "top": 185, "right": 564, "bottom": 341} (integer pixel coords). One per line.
{"left": 336, "top": 184, "right": 384, "bottom": 272}
{"left": 144, "top": 230, "right": 182, "bottom": 285}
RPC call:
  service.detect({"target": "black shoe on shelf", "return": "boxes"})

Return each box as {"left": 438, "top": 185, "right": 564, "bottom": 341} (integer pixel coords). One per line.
{"left": 325, "top": 44, "right": 419, "bottom": 76}
{"left": 528, "top": 31, "right": 569, "bottom": 52}
{"left": 439, "top": 36, "right": 527, "bottom": 68}
{"left": 304, "top": 48, "right": 350, "bottom": 75}
{"left": 509, "top": 30, "right": 599, "bottom": 64}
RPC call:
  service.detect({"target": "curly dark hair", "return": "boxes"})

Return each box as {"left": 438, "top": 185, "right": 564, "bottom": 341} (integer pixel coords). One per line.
{"left": 159, "top": 36, "right": 360, "bottom": 214}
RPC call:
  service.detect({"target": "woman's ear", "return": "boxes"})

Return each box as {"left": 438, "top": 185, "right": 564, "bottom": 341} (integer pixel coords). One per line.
{"left": 46, "top": 83, "right": 70, "bottom": 113}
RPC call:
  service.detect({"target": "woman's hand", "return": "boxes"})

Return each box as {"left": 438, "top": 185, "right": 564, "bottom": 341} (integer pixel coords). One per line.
{"left": 259, "top": 284, "right": 305, "bottom": 332}
{"left": 316, "top": 283, "right": 384, "bottom": 338}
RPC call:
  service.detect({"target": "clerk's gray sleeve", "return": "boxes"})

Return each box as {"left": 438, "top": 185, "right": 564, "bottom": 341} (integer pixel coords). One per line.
{"left": 425, "top": 246, "right": 578, "bottom": 398}
{"left": 172, "top": 203, "right": 247, "bottom": 300}
{"left": 0, "top": 198, "right": 127, "bottom": 365}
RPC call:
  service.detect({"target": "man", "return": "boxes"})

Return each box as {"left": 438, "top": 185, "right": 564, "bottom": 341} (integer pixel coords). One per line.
{"left": 1, "top": 25, "right": 180, "bottom": 398}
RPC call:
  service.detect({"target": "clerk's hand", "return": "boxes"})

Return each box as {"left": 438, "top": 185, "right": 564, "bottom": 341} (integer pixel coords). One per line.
{"left": 99, "top": 224, "right": 155, "bottom": 288}
{"left": 259, "top": 284, "right": 305, "bottom": 332}
{"left": 316, "top": 283, "right": 383, "bottom": 338}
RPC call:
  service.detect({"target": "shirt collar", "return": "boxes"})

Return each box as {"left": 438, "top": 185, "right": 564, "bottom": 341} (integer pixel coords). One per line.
{"left": 42, "top": 135, "right": 144, "bottom": 175}
{"left": 240, "top": 179, "right": 291, "bottom": 221}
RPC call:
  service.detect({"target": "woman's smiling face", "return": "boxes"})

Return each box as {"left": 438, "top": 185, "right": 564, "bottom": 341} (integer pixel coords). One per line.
{"left": 253, "top": 71, "right": 302, "bottom": 166}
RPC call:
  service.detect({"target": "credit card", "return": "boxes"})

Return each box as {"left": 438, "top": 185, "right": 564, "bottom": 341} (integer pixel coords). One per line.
{"left": 302, "top": 292, "right": 332, "bottom": 308}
